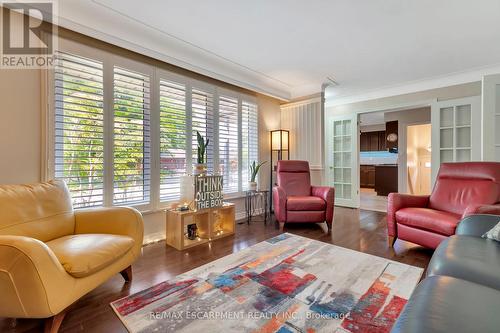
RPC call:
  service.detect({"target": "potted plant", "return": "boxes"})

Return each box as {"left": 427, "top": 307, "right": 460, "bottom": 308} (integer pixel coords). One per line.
{"left": 249, "top": 160, "right": 266, "bottom": 191}
{"left": 194, "top": 131, "right": 209, "bottom": 175}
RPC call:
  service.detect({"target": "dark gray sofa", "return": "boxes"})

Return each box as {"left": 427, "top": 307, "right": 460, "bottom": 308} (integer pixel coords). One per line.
{"left": 392, "top": 214, "right": 500, "bottom": 333}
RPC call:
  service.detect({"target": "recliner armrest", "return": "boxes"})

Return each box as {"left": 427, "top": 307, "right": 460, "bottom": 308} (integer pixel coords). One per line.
{"left": 272, "top": 186, "right": 287, "bottom": 223}
{"left": 311, "top": 186, "right": 335, "bottom": 226}
{"left": 74, "top": 207, "right": 144, "bottom": 251}
{"left": 387, "top": 193, "right": 430, "bottom": 237}
{"left": 455, "top": 214, "right": 500, "bottom": 237}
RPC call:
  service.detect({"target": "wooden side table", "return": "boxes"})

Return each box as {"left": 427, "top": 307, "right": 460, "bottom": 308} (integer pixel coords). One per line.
{"left": 166, "top": 203, "right": 235, "bottom": 250}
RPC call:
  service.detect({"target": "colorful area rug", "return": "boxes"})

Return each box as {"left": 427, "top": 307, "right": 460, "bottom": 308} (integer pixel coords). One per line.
{"left": 111, "top": 234, "right": 423, "bottom": 333}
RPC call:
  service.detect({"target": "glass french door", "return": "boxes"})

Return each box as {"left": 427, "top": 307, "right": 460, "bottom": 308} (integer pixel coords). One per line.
{"left": 431, "top": 96, "right": 480, "bottom": 182}
{"left": 482, "top": 74, "right": 500, "bottom": 161}
{"left": 326, "top": 114, "right": 359, "bottom": 208}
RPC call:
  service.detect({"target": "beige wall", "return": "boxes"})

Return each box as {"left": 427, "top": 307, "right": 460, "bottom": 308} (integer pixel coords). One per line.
{"left": 0, "top": 69, "right": 41, "bottom": 184}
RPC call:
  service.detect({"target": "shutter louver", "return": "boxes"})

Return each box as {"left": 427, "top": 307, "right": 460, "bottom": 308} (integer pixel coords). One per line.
{"left": 159, "top": 79, "right": 187, "bottom": 201}
{"left": 242, "top": 101, "right": 259, "bottom": 190}
{"left": 113, "top": 67, "right": 151, "bottom": 205}
{"left": 219, "top": 96, "right": 239, "bottom": 193}
{"left": 191, "top": 88, "right": 215, "bottom": 173}
{"left": 54, "top": 52, "right": 105, "bottom": 208}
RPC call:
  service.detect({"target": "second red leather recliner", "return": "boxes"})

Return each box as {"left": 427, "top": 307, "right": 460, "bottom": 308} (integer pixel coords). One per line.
{"left": 387, "top": 162, "right": 500, "bottom": 249}
{"left": 273, "top": 160, "right": 335, "bottom": 229}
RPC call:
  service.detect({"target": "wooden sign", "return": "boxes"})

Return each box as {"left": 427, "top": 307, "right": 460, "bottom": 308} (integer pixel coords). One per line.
{"left": 195, "top": 175, "right": 223, "bottom": 210}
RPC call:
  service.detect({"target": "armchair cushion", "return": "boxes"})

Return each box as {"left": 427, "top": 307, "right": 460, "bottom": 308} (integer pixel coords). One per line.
{"left": 46, "top": 234, "right": 134, "bottom": 278}
{"left": 395, "top": 208, "right": 461, "bottom": 236}
{"left": 287, "top": 196, "right": 326, "bottom": 211}
{"left": 276, "top": 160, "right": 311, "bottom": 197}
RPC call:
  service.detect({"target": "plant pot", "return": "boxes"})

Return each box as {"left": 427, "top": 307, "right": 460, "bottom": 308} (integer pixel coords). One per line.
{"left": 248, "top": 181, "right": 257, "bottom": 191}
{"left": 194, "top": 164, "right": 207, "bottom": 175}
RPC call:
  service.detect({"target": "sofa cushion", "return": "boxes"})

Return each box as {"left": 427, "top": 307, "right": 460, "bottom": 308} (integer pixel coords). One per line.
{"left": 287, "top": 196, "right": 326, "bottom": 211}
{"left": 395, "top": 207, "right": 461, "bottom": 236}
{"left": 0, "top": 180, "right": 74, "bottom": 242}
{"left": 392, "top": 276, "right": 500, "bottom": 333}
{"left": 426, "top": 235, "right": 500, "bottom": 291}
{"left": 46, "top": 234, "right": 134, "bottom": 278}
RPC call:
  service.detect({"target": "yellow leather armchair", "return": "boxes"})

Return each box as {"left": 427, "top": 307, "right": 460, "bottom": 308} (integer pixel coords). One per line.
{"left": 0, "top": 180, "right": 144, "bottom": 332}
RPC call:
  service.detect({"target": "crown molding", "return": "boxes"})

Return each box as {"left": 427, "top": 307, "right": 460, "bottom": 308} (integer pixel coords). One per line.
{"left": 325, "top": 63, "right": 500, "bottom": 107}
{"left": 41, "top": 1, "right": 292, "bottom": 101}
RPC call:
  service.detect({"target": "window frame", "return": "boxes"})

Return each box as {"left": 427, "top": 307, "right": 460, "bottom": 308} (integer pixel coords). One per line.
{"left": 46, "top": 38, "right": 258, "bottom": 212}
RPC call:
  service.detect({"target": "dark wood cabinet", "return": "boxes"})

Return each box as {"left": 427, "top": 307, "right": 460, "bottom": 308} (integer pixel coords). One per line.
{"left": 375, "top": 165, "right": 398, "bottom": 196}
{"left": 360, "top": 133, "right": 369, "bottom": 151}
{"left": 360, "top": 165, "right": 376, "bottom": 188}
{"left": 378, "top": 131, "right": 386, "bottom": 151}
{"left": 360, "top": 131, "right": 387, "bottom": 152}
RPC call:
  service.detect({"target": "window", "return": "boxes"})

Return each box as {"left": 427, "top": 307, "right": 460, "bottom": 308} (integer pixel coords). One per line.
{"left": 112, "top": 67, "right": 151, "bottom": 205}
{"left": 54, "top": 52, "right": 104, "bottom": 208}
{"left": 242, "top": 101, "right": 259, "bottom": 190}
{"left": 219, "top": 96, "right": 239, "bottom": 193}
{"left": 191, "top": 88, "right": 214, "bottom": 173}
{"left": 51, "top": 43, "right": 259, "bottom": 209}
{"left": 159, "top": 79, "right": 187, "bottom": 201}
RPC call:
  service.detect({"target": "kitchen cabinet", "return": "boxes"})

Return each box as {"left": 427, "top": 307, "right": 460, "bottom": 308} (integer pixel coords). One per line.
{"left": 360, "top": 165, "right": 376, "bottom": 188}
{"left": 360, "top": 131, "right": 386, "bottom": 152}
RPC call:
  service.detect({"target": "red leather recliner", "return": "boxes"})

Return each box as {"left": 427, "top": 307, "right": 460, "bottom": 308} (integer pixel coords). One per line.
{"left": 273, "top": 160, "right": 335, "bottom": 229}
{"left": 387, "top": 162, "right": 500, "bottom": 249}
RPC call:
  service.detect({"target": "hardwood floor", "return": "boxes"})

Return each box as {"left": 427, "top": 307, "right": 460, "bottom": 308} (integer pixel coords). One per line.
{"left": 360, "top": 188, "right": 388, "bottom": 212}
{"left": 0, "top": 207, "right": 433, "bottom": 333}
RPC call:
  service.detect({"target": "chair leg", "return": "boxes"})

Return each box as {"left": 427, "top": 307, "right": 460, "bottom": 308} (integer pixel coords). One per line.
{"left": 120, "top": 265, "right": 133, "bottom": 282}
{"left": 44, "top": 311, "right": 66, "bottom": 333}
{"left": 388, "top": 236, "right": 397, "bottom": 247}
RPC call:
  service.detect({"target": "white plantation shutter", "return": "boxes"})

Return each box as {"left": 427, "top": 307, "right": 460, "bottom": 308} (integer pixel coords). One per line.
{"left": 242, "top": 101, "right": 259, "bottom": 190}
{"left": 54, "top": 52, "right": 105, "bottom": 208}
{"left": 191, "top": 88, "right": 215, "bottom": 172}
{"left": 219, "top": 96, "right": 239, "bottom": 193}
{"left": 159, "top": 79, "right": 187, "bottom": 201}
{"left": 113, "top": 67, "right": 151, "bottom": 205}
{"left": 52, "top": 42, "right": 263, "bottom": 210}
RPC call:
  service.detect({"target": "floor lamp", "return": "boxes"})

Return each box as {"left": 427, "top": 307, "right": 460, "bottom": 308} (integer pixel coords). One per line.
{"left": 269, "top": 129, "right": 289, "bottom": 212}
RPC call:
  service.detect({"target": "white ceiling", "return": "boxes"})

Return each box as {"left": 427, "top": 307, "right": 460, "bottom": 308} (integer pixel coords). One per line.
{"left": 52, "top": 0, "right": 500, "bottom": 101}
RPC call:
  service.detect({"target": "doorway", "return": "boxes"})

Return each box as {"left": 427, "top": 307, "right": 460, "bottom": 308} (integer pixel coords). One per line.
{"left": 406, "top": 124, "right": 432, "bottom": 195}
{"left": 358, "top": 107, "right": 431, "bottom": 212}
